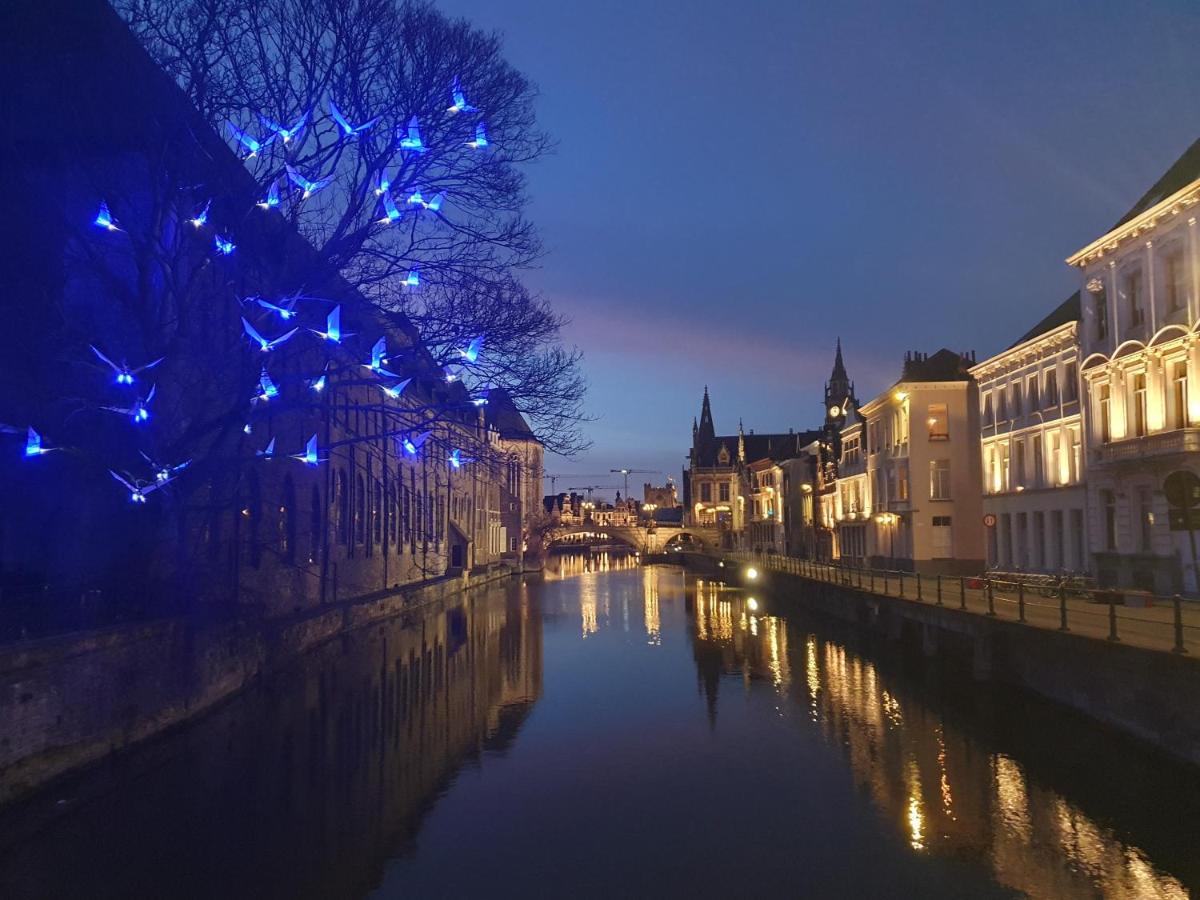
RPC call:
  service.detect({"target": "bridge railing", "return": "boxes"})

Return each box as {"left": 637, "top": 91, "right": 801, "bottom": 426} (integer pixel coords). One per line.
{"left": 720, "top": 551, "right": 1200, "bottom": 657}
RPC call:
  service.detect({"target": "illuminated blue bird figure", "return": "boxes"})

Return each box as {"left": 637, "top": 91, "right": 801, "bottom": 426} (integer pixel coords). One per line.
{"left": 399, "top": 116, "right": 425, "bottom": 152}
{"left": 253, "top": 295, "right": 299, "bottom": 321}
{"left": 443, "top": 365, "right": 461, "bottom": 383}
{"left": 366, "top": 337, "right": 388, "bottom": 372}
{"left": 188, "top": 200, "right": 210, "bottom": 228}
{"left": 423, "top": 192, "right": 444, "bottom": 213}
{"left": 94, "top": 201, "right": 118, "bottom": 231}
{"left": 243, "top": 423, "right": 254, "bottom": 435}
{"left": 310, "top": 305, "right": 351, "bottom": 344}
{"left": 470, "top": 396, "right": 488, "bottom": 407}
{"left": 257, "top": 181, "right": 280, "bottom": 210}
{"left": 292, "top": 434, "right": 323, "bottom": 467}
{"left": 405, "top": 189, "right": 441, "bottom": 212}
{"left": 379, "top": 192, "right": 402, "bottom": 225}
{"left": 459, "top": 336, "right": 483, "bottom": 363}
{"left": 286, "top": 164, "right": 332, "bottom": 200}
{"left": 375, "top": 167, "right": 393, "bottom": 196}
{"left": 401, "top": 430, "right": 432, "bottom": 457}
{"left": 214, "top": 234, "right": 236, "bottom": 255}
{"left": 447, "top": 77, "right": 475, "bottom": 114}
{"left": 109, "top": 470, "right": 164, "bottom": 504}
{"left": 139, "top": 451, "right": 191, "bottom": 484}
{"left": 90, "top": 345, "right": 164, "bottom": 385}
{"left": 259, "top": 110, "right": 308, "bottom": 144}
{"left": 226, "top": 120, "right": 274, "bottom": 158}
{"left": 307, "top": 363, "right": 330, "bottom": 393}
{"left": 448, "top": 448, "right": 474, "bottom": 469}
{"left": 241, "top": 317, "right": 298, "bottom": 352}
{"left": 103, "top": 384, "right": 155, "bottom": 423}
{"left": 466, "top": 122, "right": 488, "bottom": 149}
{"left": 403, "top": 267, "right": 420, "bottom": 289}
{"left": 256, "top": 437, "right": 276, "bottom": 458}
{"left": 328, "top": 99, "right": 380, "bottom": 137}
{"left": 378, "top": 378, "right": 412, "bottom": 400}
{"left": 24, "top": 427, "right": 57, "bottom": 457}
{"left": 256, "top": 369, "right": 279, "bottom": 402}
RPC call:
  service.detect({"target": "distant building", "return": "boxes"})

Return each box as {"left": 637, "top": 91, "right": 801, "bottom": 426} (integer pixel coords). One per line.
{"left": 971, "top": 298, "right": 1088, "bottom": 574}
{"left": 485, "top": 389, "right": 544, "bottom": 560}
{"left": 1069, "top": 138, "right": 1200, "bottom": 593}
{"left": 851, "top": 349, "right": 984, "bottom": 574}
{"left": 642, "top": 480, "right": 679, "bottom": 511}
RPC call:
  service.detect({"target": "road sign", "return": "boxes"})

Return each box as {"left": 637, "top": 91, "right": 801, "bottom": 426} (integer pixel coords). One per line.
{"left": 1164, "top": 470, "right": 1200, "bottom": 509}
{"left": 983, "top": 513, "right": 997, "bottom": 528}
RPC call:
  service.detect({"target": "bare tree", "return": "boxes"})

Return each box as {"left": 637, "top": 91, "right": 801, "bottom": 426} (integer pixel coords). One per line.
{"left": 115, "top": 0, "right": 588, "bottom": 454}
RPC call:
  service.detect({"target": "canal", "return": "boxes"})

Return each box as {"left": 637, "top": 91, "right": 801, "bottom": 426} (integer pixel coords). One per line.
{"left": 1, "top": 557, "right": 1198, "bottom": 898}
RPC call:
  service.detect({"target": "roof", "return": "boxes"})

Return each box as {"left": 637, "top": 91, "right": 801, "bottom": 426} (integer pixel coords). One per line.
{"left": 1006, "top": 291, "right": 1080, "bottom": 350}
{"left": 1112, "top": 137, "right": 1200, "bottom": 229}
{"left": 484, "top": 388, "right": 537, "bottom": 441}
{"left": 899, "top": 349, "right": 975, "bottom": 383}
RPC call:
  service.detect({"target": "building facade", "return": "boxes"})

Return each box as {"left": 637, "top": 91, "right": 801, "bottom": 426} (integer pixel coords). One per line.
{"left": 854, "top": 350, "right": 985, "bottom": 574}
{"left": 1069, "top": 139, "right": 1200, "bottom": 593}
{"left": 971, "top": 301, "right": 1089, "bottom": 574}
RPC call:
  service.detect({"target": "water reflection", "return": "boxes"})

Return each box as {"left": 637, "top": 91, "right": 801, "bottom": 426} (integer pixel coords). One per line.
{"left": 684, "top": 577, "right": 1197, "bottom": 899}
{"left": 0, "top": 585, "right": 542, "bottom": 900}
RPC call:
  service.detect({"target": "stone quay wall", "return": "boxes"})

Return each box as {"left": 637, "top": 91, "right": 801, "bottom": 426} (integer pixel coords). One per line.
{"left": 0, "top": 565, "right": 524, "bottom": 807}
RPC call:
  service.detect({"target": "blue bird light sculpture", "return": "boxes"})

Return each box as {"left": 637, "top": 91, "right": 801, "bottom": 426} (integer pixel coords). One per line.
{"left": 403, "top": 267, "right": 420, "bottom": 289}
{"left": 286, "top": 164, "right": 332, "bottom": 200}
{"left": 466, "top": 122, "right": 488, "bottom": 149}
{"left": 310, "top": 306, "right": 351, "bottom": 344}
{"left": 459, "top": 336, "right": 483, "bottom": 363}
{"left": 109, "top": 470, "right": 162, "bottom": 504}
{"left": 399, "top": 116, "right": 425, "bottom": 152}
{"left": 401, "top": 431, "right": 432, "bottom": 457}
{"left": 379, "top": 192, "right": 402, "bottom": 225}
{"left": 226, "top": 120, "right": 274, "bottom": 158}
{"left": 447, "top": 77, "right": 475, "bottom": 114}
{"left": 188, "top": 200, "right": 211, "bottom": 228}
{"left": 139, "top": 451, "right": 191, "bottom": 484}
{"left": 308, "top": 363, "right": 329, "bottom": 393}
{"left": 259, "top": 110, "right": 308, "bottom": 144}
{"left": 256, "top": 437, "right": 276, "bottom": 458}
{"left": 94, "top": 201, "right": 119, "bottom": 231}
{"left": 241, "top": 317, "right": 298, "bottom": 352}
{"left": 24, "top": 427, "right": 57, "bottom": 457}
{"left": 257, "top": 369, "right": 279, "bottom": 402}
{"left": 90, "top": 345, "right": 163, "bottom": 385}
{"left": 328, "top": 99, "right": 380, "bottom": 137}
{"left": 253, "top": 295, "right": 299, "bottom": 321}
{"left": 214, "top": 234, "right": 236, "bottom": 255}
{"left": 448, "top": 448, "right": 474, "bottom": 470}
{"left": 257, "top": 181, "right": 280, "bottom": 210}
{"left": 292, "top": 434, "right": 322, "bottom": 466}
{"left": 379, "top": 378, "right": 412, "bottom": 400}
{"left": 103, "top": 384, "right": 155, "bottom": 423}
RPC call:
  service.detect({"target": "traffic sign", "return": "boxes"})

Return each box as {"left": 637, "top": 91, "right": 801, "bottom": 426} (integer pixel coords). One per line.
{"left": 1164, "top": 470, "right": 1200, "bottom": 509}
{"left": 983, "top": 513, "right": 997, "bottom": 528}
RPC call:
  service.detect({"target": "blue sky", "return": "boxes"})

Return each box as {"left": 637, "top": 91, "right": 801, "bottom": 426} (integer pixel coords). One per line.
{"left": 438, "top": 0, "right": 1200, "bottom": 499}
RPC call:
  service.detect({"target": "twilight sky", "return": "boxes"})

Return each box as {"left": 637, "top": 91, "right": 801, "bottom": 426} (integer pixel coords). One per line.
{"left": 438, "top": 0, "right": 1200, "bottom": 500}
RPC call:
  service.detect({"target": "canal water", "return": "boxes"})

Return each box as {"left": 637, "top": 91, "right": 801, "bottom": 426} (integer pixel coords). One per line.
{"left": 1, "top": 556, "right": 1198, "bottom": 898}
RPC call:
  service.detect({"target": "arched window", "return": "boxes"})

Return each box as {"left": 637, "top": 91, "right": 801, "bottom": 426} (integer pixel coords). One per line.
{"left": 309, "top": 485, "right": 321, "bottom": 564}
{"left": 280, "top": 475, "right": 296, "bottom": 563}
{"left": 335, "top": 469, "right": 349, "bottom": 545}
{"left": 356, "top": 474, "right": 366, "bottom": 545}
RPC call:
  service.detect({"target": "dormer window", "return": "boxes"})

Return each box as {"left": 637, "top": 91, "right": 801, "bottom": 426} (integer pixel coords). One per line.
{"left": 717, "top": 446, "right": 730, "bottom": 465}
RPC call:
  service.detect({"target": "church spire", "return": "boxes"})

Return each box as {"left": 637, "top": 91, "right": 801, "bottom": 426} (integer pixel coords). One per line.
{"left": 697, "top": 385, "right": 715, "bottom": 444}
{"left": 824, "top": 338, "right": 856, "bottom": 426}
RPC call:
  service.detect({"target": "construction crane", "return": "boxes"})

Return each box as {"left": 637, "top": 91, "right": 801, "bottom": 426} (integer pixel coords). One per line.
{"left": 544, "top": 473, "right": 614, "bottom": 494}
{"left": 566, "top": 485, "right": 607, "bottom": 501}
{"left": 610, "top": 468, "right": 661, "bottom": 498}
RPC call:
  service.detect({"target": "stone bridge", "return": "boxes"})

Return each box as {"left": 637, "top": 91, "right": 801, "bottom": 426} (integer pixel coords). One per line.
{"left": 547, "top": 523, "right": 721, "bottom": 554}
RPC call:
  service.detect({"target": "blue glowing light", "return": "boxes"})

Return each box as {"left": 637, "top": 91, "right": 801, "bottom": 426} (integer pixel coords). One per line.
{"left": 104, "top": 384, "right": 155, "bottom": 423}
{"left": 328, "top": 99, "right": 380, "bottom": 137}
{"left": 380, "top": 192, "right": 401, "bottom": 224}
{"left": 214, "top": 234, "right": 236, "bottom": 255}
{"left": 379, "top": 378, "right": 412, "bottom": 400}
{"left": 292, "top": 434, "right": 320, "bottom": 466}
{"left": 399, "top": 116, "right": 425, "bottom": 152}
{"left": 466, "top": 122, "right": 488, "bottom": 149}
{"left": 94, "top": 201, "right": 118, "bottom": 230}
{"left": 90, "top": 345, "right": 163, "bottom": 386}
{"left": 226, "top": 120, "right": 274, "bottom": 157}
{"left": 188, "top": 200, "right": 211, "bottom": 228}
{"left": 257, "top": 181, "right": 280, "bottom": 210}
{"left": 258, "top": 369, "right": 279, "bottom": 401}
{"left": 141, "top": 452, "right": 190, "bottom": 483}
{"left": 253, "top": 296, "right": 298, "bottom": 321}
{"left": 259, "top": 110, "right": 308, "bottom": 144}
{"left": 459, "top": 336, "right": 483, "bottom": 363}
{"left": 110, "top": 470, "right": 149, "bottom": 503}
{"left": 447, "top": 77, "right": 475, "bottom": 114}
{"left": 241, "top": 317, "right": 297, "bottom": 352}
{"left": 24, "top": 427, "right": 52, "bottom": 457}
{"left": 448, "top": 448, "right": 466, "bottom": 469}
{"left": 403, "top": 267, "right": 420, "bottom": 289}
{"left": 406, "top": 188, "right": 425, "bottom": 207}
{"left": 310, "top": 305, "right": 346, "bottom": 343}
{"left": 471, "top": 397, "right": 488, "bottom": 407}
{"left": 243, "top": 423, "right": 253, "bottom": 435}
{"left": 368, "top": 337, "right": 387, "bottom": 371}
{"left": 286, "top": 164, "right": 332, "bottom": 199}
{"left": 375, "top": 168, "right": 392, "bottom": 196}
{"left": 257, "top": 436, "right": 276, "bottom": 458}
{"left": 401, "top": 430, "right": 431, "bottom": 457}
{"left": 424, "top": 192, "right": 443, "bottom": 212}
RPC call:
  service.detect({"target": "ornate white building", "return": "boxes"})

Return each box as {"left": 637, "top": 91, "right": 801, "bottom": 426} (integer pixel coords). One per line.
{"left": 1069, "top": 139, "right": 1200, "bottom": 593}
{"left": 970, "top": 301, "right": 1088, "bottom": 574}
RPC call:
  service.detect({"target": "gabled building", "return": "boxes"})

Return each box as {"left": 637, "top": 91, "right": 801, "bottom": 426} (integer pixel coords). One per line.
{"left": 485, "top": 388, "right": 544, "bottom": 561}
{"left": 1069, "top": 138, "right": 1200, "bottom": 593}
{"left": 971, "top": 295, "right": 1088, "bottom": 574}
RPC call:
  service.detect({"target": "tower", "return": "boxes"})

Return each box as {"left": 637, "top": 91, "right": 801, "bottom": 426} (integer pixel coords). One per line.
{"left": 697, "top": 385, "right": 716, "bottom": 446}
{"left": 823, "top": 338, "right": 856, "bottom": 430}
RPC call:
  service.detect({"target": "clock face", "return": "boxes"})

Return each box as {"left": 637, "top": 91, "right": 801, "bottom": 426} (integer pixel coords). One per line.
{"left": 829, "top": 405, "right": 842, "bottom": 417}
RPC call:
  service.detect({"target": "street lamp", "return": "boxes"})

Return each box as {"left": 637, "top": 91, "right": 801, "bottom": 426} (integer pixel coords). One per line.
{"left": 875, "top": 512, "right": 898, "bottom": 565}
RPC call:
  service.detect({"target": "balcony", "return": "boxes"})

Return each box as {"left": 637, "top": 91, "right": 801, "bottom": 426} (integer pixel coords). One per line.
{"left": 1094, "top": 428, "right": 1200, "bottom": 465}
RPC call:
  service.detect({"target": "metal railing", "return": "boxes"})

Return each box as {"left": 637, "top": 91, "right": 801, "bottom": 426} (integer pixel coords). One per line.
{"left": 724, "top": 552, "right": 1200, "bottom": 657}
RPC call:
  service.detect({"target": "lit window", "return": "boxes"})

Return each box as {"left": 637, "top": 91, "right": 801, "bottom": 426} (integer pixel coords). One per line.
{"left": 929, "top": 459, "right": 951, "bottom": 500}
{"left": 927, "top": 403, "right": 948, "bottom": 440}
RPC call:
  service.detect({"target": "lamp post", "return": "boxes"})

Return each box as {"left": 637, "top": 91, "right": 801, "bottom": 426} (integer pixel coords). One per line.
{"left": 876, "top": 512, "right": 898, "bottom": 568}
